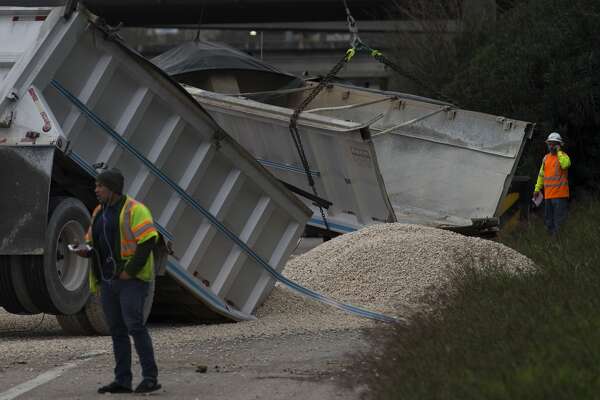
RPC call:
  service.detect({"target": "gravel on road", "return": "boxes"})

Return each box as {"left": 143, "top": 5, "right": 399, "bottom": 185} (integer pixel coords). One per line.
{"left": 0, "top": 223, "right": 534, "bottom": 367}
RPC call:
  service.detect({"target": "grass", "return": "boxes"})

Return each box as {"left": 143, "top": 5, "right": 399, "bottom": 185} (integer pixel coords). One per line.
{"left": 352, "top": 200, "right": 600, "bottom": 400}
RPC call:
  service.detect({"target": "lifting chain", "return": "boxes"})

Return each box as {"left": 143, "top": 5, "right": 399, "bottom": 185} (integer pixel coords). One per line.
{"left": 341, "top": 0, "right": 456, "bottom": 105}
{"left": 289, "top": 49, "right": 356, "bottom": 232}
{"left": 343, "top": 0, "right": 360, "bottom": 48}
{"left": 288, "top": 0, "right": 456, "bottom": 234}
{"left": 370, "top": 48, "right": 457, "bottom": 105}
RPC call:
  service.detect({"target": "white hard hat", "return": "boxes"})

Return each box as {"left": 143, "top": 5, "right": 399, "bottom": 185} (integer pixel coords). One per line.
{"left": 546, "top": 132, "right": 563, "bottom": 143}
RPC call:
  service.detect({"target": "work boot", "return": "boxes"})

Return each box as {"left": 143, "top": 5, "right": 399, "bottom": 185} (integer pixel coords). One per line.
{"left": 97, "top": 381, "right": 132, "bottom": 394}
{"left": 134, "top": 379, "right": 162, "bottom": 393}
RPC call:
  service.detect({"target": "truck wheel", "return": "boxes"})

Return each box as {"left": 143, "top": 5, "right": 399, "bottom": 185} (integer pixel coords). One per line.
{"left": 0, "top": 256, "right": 29, "bottom": 314}
{"left": 26, "top": 198, "right": 91, "bottom": 315}
{"left": 84, "top": 294, "right": 109, "bottom": 335}
{"left": 53, "top": 294, "right": 110, "bottom": 336}
{"left": 85, "top": 279, "right": 156, "bottom": 336}
{"left": 145, "top": 278, "right": 156, "bottom": 323}
{"left": 9, "top": 256, "right": 42, "bottom": 314}
{"left": 56, "top": 311, "right": 96, "bottom": 336}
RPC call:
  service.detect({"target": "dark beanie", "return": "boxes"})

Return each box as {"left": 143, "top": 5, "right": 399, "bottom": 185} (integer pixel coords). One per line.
{"left": 96, "top": 168, "right": 124, "bottom": 194}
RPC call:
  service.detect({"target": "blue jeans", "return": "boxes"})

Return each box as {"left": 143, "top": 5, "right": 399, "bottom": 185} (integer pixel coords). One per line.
{"left": 544, "top": 198, "right": 568, "bottom": 235}
{"left": 101, "top": 279, "right": 157, "bottom": 388}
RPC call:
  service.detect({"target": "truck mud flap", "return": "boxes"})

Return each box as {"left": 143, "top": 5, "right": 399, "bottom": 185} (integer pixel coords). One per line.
{"left": 0, "top": 147, "right": 52, "bottom": 255}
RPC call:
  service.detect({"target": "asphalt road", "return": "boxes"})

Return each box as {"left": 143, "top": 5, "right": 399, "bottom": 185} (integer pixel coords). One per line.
{"left": 0, "top": 325, "right": 365, "bottom": 400}
{"left": 0, "top": 237, "right": 368, "bottom": 400}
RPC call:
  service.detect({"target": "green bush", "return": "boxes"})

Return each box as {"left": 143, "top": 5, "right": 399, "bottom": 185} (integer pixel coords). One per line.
{"left": 352, "top": 201, "right": 600, "bottom": 399}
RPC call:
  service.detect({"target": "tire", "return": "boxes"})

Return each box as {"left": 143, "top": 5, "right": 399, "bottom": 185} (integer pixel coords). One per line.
{"left": 84, "top": 293, "right": 109, "bottom": 335}
{"left": 9, "top": 256, "right": 42, "bottom": 314}
{"left": 25, "top": 198, "right": 91, "bottom": 315}
{"left": 56, "top": 281, "right": 155, "bottom": 337}
{"left": 145, "top": 278, "right": 156, "bottom": 323}
{"left": 85, "top": 279, "right": 156, "bottom": 336}
{"left": 56, "top": 311, "right": 96, "bottom": 336}
{"left": 0, "top": 256, "right": 29, "bottom": 314}
{"left": 56, "top": 210, "right": 158, "bottom": 335}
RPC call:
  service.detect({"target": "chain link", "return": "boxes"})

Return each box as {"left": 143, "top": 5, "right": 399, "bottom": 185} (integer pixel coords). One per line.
{"left": 370, "top": 49, "right": 456, "bottom": 105}
{"left": 342, "top": 0, "right": 360, "bottom": 48}
{"left": 340, "top": 0, "right": 456, "bottom": 105}
{"left": 287, "top": 0, "right": 453, "bottom": 233}
{"left": 289, "top": 49, "right": 355, "bottom": 232}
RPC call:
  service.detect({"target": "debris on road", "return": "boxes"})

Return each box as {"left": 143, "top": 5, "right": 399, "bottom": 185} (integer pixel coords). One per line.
{"left": 0, "top": 223, "right": 533, "bottom": 367}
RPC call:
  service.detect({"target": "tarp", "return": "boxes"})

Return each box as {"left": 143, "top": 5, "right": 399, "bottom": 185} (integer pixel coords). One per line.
{"left": 151, "top": 40, "right": 302, "bottom": 88}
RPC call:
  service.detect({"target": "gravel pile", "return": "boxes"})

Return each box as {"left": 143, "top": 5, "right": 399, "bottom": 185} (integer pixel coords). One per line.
{"left": 0, "top": 223, "right": 533, "bottom": 365}
{"left": 281, "top": 223, "right": 534, "bottom": 317}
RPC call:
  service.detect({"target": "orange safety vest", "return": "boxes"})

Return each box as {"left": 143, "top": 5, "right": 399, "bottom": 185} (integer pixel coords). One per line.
{"left": 542, "top": 154, "right": 569, "bottom": 199}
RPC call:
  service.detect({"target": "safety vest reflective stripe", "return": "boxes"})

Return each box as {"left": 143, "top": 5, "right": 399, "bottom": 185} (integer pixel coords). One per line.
{"left": 121, "top": 200, "right": 137, "bottom": 257}
{"left": 544, "top": 177, "right": 568, "bottom": 183}
{"left": 132, "top": 222, "right": 156, "bottom": 239}
{"left": 544, "top": 182, "right": 569, "bottom": 187}
{"left": 131, "top": 220, "right": 154, "bottom": 234}
{"left": 131, "top": 220, "right": 148, "bottom": 233}
{"left": 543, "top": 171, "right": 567, "bottom": 183}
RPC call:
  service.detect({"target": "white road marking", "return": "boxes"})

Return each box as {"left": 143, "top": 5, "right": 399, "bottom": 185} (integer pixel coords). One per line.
{"left": 0, "top": 350, "right": 106, "bottom": 400}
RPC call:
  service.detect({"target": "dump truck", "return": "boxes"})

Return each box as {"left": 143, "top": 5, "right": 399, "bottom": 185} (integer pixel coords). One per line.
{"left": 0, "top": 5, "right": 312, "bottom": 334}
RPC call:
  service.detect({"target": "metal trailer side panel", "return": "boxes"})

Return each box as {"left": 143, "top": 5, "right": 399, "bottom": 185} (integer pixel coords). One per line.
{"left": 304, "top": 85, "right": 532, "bottom": 228}
{"left": 0, "top": 7, "right": 311, "bottom": 319}
{"left": 0, "top": 7, "right": 51, "bottom": 85}
{"left": 188, "top": 88, "right": 396, "bottom": 234}
{"left": 189, "top": 83, "right": 531, "bottom": 232}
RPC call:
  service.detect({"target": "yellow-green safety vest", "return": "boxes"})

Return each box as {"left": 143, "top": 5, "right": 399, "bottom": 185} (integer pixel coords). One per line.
{"left": 85, "top": 196, "right": 158, "bottom": 294}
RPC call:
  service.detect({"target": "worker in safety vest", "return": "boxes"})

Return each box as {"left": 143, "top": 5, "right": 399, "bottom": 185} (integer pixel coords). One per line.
{"left": 75, "top": 168, "right": 162, "bottom": 394}
{"left": 532, "top": 132, "right": 571, "bottom": 235}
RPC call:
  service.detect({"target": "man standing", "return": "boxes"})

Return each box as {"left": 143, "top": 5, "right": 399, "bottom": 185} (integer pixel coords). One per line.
{"left": 77, "top": 168, "right": 162, "bottom": 394}
{"left": 532, "top": 132, "right": 571, "bottom": 235}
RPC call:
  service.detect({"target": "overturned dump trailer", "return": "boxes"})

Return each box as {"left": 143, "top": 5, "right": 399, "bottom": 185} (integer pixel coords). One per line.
{"left": 182, "top": 74, "right": 534, "bottom": 235}
{"left": 154, "top": 41, "right": 534, "bottom": 235}
{"left": 0, "top": 6, "right": 311, "bottom": 333}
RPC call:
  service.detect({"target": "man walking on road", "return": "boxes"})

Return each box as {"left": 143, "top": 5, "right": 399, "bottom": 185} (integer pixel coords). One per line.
{"left": 76, "top": 168, "right": 162, "bottom": 394}
{"left": 532, "top": 132, "right": 571, "bottom": 235}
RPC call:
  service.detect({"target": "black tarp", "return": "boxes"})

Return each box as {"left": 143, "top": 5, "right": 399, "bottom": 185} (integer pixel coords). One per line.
{"left": 151, "top": 40, "right": 303, "bottom": 95}
{"left": 152, "top": 40, "right": 289, "bottom": 77}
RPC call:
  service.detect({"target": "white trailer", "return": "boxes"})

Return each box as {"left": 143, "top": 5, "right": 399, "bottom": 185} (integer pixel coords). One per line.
{"left": 186, "top": 82, "right": 534, "bottom": 235}
{"left": 0, "top": 5, "right": 311, "bottom": 333}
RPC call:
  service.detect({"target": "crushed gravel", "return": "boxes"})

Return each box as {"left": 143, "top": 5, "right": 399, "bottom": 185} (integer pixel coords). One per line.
{"left": 0, "top": 223, "right": 534, "bottom": 366}
{"left": 281, "top": 223, "right": 534, "bottom": 316}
